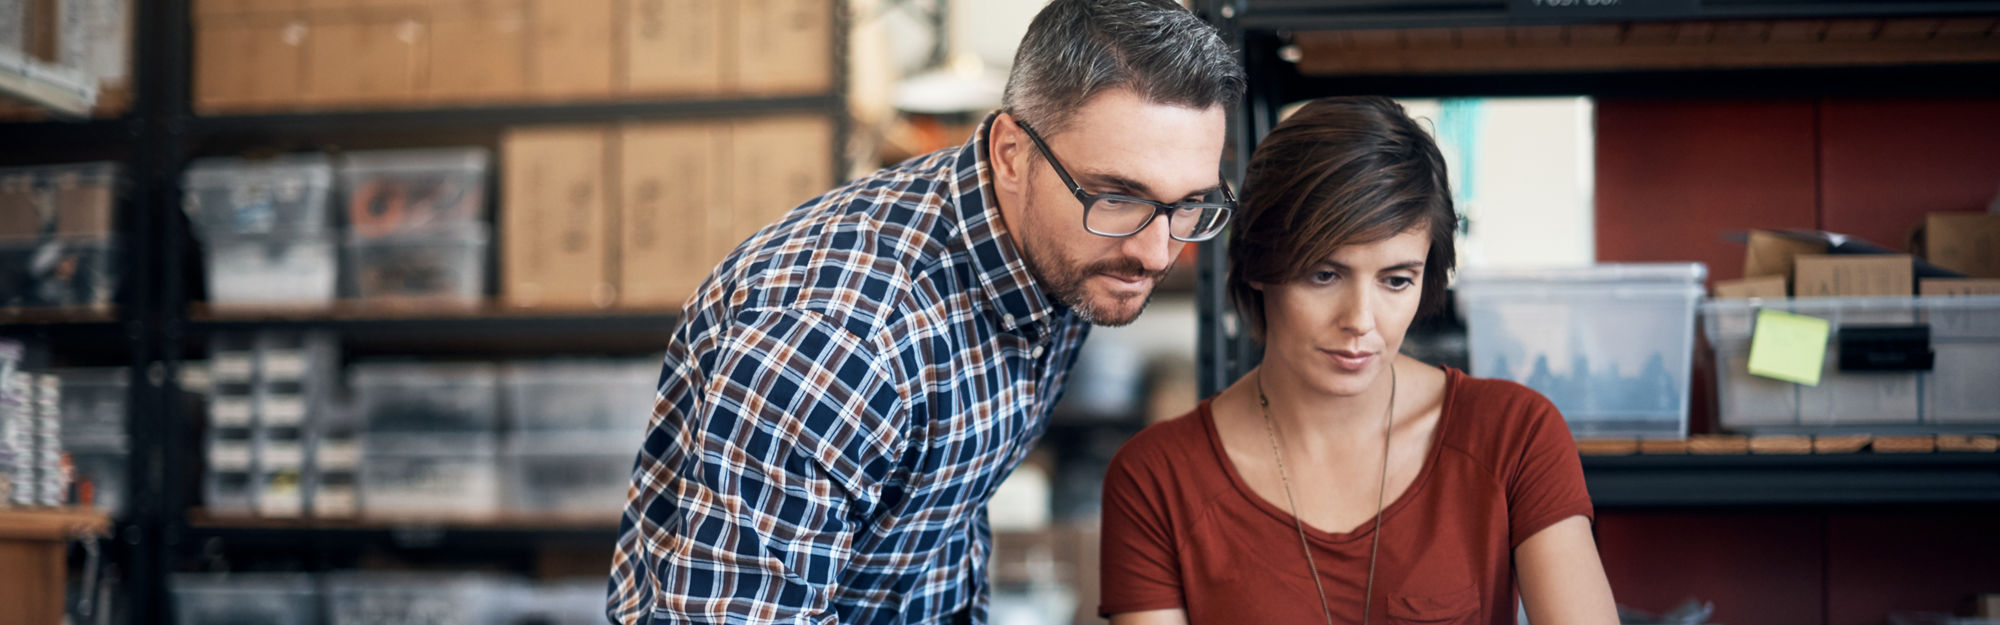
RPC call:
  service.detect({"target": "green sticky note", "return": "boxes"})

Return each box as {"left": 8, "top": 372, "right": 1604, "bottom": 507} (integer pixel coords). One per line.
{"left": 1747, "top": 309, "right": 1831, "bottom": 386}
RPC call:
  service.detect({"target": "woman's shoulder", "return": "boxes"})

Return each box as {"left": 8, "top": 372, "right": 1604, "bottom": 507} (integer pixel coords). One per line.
{"left": 1440, "top": 368, "right": 1573, "bottom": 454}
{"left": 1106, "top": 400, "right": 1224, "bottom": 490}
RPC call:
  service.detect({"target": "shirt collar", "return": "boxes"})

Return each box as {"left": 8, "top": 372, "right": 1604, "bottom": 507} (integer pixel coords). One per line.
{"left": 949, "top": 111, "right": 1064, "bottom": 337}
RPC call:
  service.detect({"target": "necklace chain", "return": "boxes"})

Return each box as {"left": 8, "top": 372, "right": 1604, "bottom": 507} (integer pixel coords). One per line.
{"left": 1257, "top": 362, "right": 1396, "bottom": 625}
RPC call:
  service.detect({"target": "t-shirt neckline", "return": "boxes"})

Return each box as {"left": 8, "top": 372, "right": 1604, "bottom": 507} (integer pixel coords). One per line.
{"left": 1199, "top": 365, "right": 1461, "bottom": 546}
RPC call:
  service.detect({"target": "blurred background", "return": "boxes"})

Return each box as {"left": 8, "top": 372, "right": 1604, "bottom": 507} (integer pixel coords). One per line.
{"left": 1, "top": 1, "right": 1998, "bottom": 624}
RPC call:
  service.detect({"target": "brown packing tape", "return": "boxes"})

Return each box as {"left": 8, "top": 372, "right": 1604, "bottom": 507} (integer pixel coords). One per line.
{"left": 1748, "top": 435, "right": 1813, "bottom": 454}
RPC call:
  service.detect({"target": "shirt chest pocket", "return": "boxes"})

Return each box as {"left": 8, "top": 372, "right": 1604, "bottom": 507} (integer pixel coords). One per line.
{"left": 1388, "top": 584, "right": 1479, "bottom": 624}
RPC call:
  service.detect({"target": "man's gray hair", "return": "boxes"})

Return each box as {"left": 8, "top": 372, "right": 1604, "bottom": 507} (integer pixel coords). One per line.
{"left": 1002, "top": 0, "right": 1245, "bottom": 135}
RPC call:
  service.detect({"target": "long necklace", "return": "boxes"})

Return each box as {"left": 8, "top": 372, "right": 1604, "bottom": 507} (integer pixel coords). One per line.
{"left": 1257, "top": 361, "right": 1396, "bottom": 625}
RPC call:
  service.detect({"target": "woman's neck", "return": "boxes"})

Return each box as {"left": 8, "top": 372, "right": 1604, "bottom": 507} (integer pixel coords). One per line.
{"left": 1248, "top": 356, "right": 1400, "bottom": 455}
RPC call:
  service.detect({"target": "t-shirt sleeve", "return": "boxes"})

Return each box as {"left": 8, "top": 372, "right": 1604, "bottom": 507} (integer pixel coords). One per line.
{"left": 1098, "top": 436, "right": 1187, "bottom": 617}
{"left": 1504, "top": 393, "right": 1596, "bottom": 549}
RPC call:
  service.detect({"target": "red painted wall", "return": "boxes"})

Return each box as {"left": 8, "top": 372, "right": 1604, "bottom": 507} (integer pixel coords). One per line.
{"left": 1592, "top": 97, "right": 2000, "bottom": 625}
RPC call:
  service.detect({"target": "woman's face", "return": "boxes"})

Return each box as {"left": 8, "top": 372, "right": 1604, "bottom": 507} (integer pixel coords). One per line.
{"left": 1255, "top": 227, "right": 1430, "bottom": 398}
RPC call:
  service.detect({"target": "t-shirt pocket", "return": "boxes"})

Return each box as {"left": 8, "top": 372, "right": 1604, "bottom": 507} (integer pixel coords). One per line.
{"left": 1387, "top": 584, "right": 1479, "bottom": 624}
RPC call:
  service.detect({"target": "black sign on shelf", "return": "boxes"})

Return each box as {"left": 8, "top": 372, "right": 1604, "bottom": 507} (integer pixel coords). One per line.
{"left": 1508, "top": 0, "right": 1699, "bottom": 21}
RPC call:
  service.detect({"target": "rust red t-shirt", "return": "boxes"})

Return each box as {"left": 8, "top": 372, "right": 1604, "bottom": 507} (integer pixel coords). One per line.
{"left": 1099, "top": 367, "right": 1594, "bottom": 624}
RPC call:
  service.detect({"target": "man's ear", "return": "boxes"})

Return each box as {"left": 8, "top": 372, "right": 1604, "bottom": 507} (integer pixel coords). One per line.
{"left": 990, "top": 112, "right": 1028, "bottom": 196}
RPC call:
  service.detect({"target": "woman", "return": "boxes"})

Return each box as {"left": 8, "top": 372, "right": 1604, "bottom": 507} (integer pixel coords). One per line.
{"left": 1098, "top": 97, "right": 1619, "bottom": 625}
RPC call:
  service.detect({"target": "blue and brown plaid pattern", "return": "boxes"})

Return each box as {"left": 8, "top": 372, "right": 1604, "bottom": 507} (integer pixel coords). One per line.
{"left": 608, "top": 113, "right": 1090, "bottom": 624}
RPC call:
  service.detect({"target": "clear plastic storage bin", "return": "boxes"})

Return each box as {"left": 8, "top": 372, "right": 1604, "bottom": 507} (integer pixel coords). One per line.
{"left": 502, "top": 360, "right": 658, "bottom": 435}
{"left": 204, "top": 234, "right": 338, "bottom": 306}
{"left": 360, "top": 434, "right": 502, "bottom": 520}
{"left": 55, "top": 368, "right": 127, "bottom": 449}
{"left": 503, "top": 433, "right": 634, "bottom": 516}
{"left": 339, "top": 148, "right": 490, "bottom": 238}
{"left": 350, "top": 362, "right": 499, "bottom": 433}
{"left": 183, "top": 155, "right": 334, "bottom": 237}
{"left": 171, "top": 573, "right": 319, "bottom": 625}
{"left": 343, "top": 225, "right": 488, "bottom": 306}
{"left": 1456, "top": 263, "right": 1707, "bottom": 439}
{"left": 1705, "top": 295, "right": 2000, "bottom": 433}
{"left": 325, "top": 572, "right": 515, "bottom": 625}
{"left": 0, "top": 236, "right": 117, "bottom": 308}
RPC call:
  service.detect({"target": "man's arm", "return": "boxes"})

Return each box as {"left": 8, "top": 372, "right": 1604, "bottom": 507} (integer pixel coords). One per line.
{"left": 609, "top": 307, "right": 908, "bottom": 625}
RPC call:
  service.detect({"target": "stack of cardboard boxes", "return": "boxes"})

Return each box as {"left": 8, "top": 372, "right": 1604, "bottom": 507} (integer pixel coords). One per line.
{"left": 502, "top": 114, "right": 834, "bottom": 310}
{"left": 192, "top": 0, "right": 832, "bottom": 112}
{"left": 1713, "top": 211, "right": 2000, "bottom": 300}
{"left": 0, "top": 0, "right": 133, "bottom": 118}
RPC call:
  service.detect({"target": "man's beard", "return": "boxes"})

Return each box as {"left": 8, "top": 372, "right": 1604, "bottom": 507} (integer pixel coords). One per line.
{"left": 1021, "top": 242, "right": 1172, "bottom": 327}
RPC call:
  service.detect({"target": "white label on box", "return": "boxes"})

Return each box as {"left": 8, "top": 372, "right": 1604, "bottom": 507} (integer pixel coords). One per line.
{"left": 316, "top": 441, "right": 361, "bottom": 470}
{"left": 314, "top": 485, "right": 358, "bottom": 516}
{"left": 209, "top": 444, "right": 252, "bottom": 470}
{"left": 263, "top": 442, "right": 304, "bottom": 468}
{"left": 263, "top": 352, "right": 309, "bottom": 379}
{"left": 262, "top": 396, "right": 307, "bottom": 427}
{"left": 257, "top": 494, "right": 303, "bottom": 517}
{"left": 212, "top": 355, "right": 254, "bottom": 382}
{"left": 211, "top": 397, "right": 253, "bottom": 427}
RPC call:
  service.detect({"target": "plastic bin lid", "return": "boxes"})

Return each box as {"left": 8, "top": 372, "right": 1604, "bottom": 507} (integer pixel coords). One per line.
{"left": 338, "top": 147, "right": 491, "bottom": 175}
{"left": 1456, "top": 262, "right": 1708, "bottom": 286}
{"left": 183, "top": 154, "right": 334, "bottom": 188}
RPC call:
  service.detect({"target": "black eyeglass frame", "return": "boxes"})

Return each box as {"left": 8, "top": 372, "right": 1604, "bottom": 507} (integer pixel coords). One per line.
{"left": 1015, "top": 119, "right": 1237, "bottom": 243}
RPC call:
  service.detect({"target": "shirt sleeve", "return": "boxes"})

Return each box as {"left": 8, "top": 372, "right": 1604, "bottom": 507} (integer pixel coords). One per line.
{"left": 1504, "top": 393, "right": 1596, "bottom": 549}
{"left": 609, "top": 307, "right": 909, "bottom": 625}
{"left": 1098, "top": 435, "right": 1186, "bottom": 617}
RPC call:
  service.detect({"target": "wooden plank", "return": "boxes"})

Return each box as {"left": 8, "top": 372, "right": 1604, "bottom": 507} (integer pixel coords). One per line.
{"left": 1625, "top": 22, "right": 1679, "bottom": 45}
{"left": 1931, "top": 17, "right": 1996, "bottom": 39}
{"left": 1822, "top": 19, "right": 1881, "bottom": 42}
{"left": 1813, "top": 434, "right": 1872, "bottom": 454}
{"left": 1768, "top": 20, "right": 1828, "bottom": 44}
{"left": 1713, "top": 21, "right": 1772, "bottom": 44}
{"left": 1874, "top": 435, "right": 1939, "bottom": 454}
{"left": 1578, "top": 438, "right": 1639, "bottom": 456}
{"left": 1674, "top": 22, "right": 1716, "bottom": 45}
{"left": 1690, "top": 435, "right": 1751, "bottom": 455}
{"left": 0, "top": 508, "right": 110, "bottom": 541}
{"left": 1641, "top": 439, "right": 1690, "bottom": 455}
{"left": 1749, "top": 435, "right": 1814, "bottom": 454}
{"left": 1511, "top": 25, "right": 1566, "bottom": 47}
{"left": 1937, "top": 434, "right": 1999, "bottom": 453}
{"left": 1879, "top": 18, "right": 1943, "bottom": 40}
{"left": 1346, "top": 29, "right": 1402, "bottom": 49}
{"left": 1568, "top": 24, "right": 1624, "bottom": 46}
{"left": 1456, "top": 26, "right": 1509, "bottom": 48}
{"left": 1403, "top": 28, "right": 1457, "bottom": 49}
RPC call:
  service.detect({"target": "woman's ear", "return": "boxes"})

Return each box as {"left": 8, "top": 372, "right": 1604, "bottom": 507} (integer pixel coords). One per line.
{"left": 1249, "top": 280, "right": 1266, "bottom": 291}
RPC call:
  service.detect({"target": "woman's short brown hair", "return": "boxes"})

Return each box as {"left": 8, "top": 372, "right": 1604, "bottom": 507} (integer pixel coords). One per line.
{"left": 1226, "top": 96, "right": 1458, "bottom": 341}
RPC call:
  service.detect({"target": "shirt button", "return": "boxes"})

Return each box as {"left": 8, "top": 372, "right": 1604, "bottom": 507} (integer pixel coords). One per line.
{"left": 1002, "top": 314, "right": 1016, "bottom": 328}
{"left": 1031, "top": 345, "right": 1045, "bottom": 358}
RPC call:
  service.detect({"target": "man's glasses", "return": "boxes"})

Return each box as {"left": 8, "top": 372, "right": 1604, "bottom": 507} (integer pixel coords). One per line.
{"left": 1016, "top": 120, "right": 1236, "bottom": 243}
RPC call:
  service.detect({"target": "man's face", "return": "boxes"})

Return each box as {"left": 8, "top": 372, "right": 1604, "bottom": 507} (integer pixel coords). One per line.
{"left": 992, "top": 89, "right": 1229, "bottom": 326}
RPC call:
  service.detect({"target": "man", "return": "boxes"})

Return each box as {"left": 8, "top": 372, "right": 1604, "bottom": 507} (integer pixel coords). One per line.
{"left": 608, "top": 1, "right": 1243, "bottom": 622}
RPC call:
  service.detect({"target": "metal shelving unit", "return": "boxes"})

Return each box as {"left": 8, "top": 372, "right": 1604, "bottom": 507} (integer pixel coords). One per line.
{"left": 2, "top": 0, "right": 850, "bottom": 621}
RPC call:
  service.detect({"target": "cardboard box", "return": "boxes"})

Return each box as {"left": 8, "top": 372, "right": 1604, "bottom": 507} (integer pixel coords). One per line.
{"left": 1794, "top": 254, "right": 1913, "bottom": 298}
{"left": 1920, "top": 278, "right": 2000, "bottom": 297}
{"left": 1713, "top": 275, "right": 1788, "bottom": 299}
{"left": 428, "top": 0, "right": 528, "bottom": 102}
{"left": 302, "top": 10, "right": 428, "bottom": 107}
{"left": 722, "top": 115, "right": 832, "bottom": 264}
{"left": 1925, "top": 212, "right": 2000, "bottom": 279}
{"left": 193, "top": 13, "right": 308, "bottom": 111}
{"left": 1743, "top": 230, "right": 1827, "bottom": 281}
{"left": 528, "top": 0, "right": 614, "bottom": 99}
{"left": 623, "top": 0, "right": 728, "bottom": 95}
{"left": 502, "top": 126, "right": 615, "bottom": 310}
{"left": 1974, "top": 593, "right": 1999, "bottom": 618}
{"left": 617, "top": 121, "right": 727, "bottom": 309}
{"left": 734, "top": 0, "right": 831, "bottom": 95}
{"left": 194, "top": 0, "right": 299, "bottom": 17}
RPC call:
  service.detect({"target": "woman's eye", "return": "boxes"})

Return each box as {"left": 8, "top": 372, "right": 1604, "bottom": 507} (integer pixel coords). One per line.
{"left": 1385, "top": 276, "right": 1416, "bottom": 290}
{"left": 1311, "top": 270, "right": 1339, "bottom": 284}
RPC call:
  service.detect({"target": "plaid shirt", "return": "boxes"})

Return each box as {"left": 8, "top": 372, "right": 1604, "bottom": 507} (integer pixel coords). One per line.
{"left": 609, "top": 113, "right": 1090, "bottom": 624}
